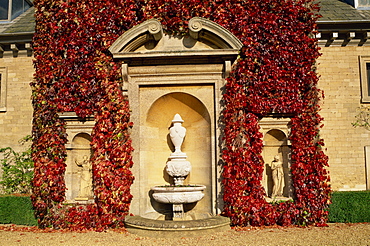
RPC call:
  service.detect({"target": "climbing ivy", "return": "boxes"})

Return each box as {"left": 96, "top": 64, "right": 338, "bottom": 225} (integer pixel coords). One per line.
{"left": 31, "top": 0, "right": 141, "bottom": 230}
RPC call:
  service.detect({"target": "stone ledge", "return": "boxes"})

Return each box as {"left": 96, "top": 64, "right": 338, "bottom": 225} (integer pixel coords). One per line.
{"left": 125, "top": 215, "right": 231, "bottom": 237}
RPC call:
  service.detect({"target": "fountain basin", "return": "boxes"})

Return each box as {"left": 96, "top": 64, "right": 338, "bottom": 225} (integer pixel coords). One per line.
{"left": 151, "top": 185, "right": 206, "bottom": 204}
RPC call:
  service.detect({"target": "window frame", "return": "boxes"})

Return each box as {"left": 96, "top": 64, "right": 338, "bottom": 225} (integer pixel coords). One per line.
{"left": 0, "top": 0, "right": 32, "bottom": 22}
{"left": 0, "top": 67, "right": 7, "bottom": 112}
{"left": 0, "top": 0, "right": 10, "bottom": 21}
{"left": 359, "top": 56, "right": 370, "bottom": 103}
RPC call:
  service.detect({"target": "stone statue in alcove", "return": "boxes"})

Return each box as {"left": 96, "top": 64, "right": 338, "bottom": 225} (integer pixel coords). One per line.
{"left": 269, "top": 155, "right": 284, "bottom": 197}
{"left": 75, "top": 155, "right": 93, "bottom": 199}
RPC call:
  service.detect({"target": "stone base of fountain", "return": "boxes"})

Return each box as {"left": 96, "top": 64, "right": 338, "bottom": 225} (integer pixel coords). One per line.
{"left": 124, "top": 215, "right": 231, "bottom": 238}
{"left": 151, "top": 185, "right": 206, "bottom": 220}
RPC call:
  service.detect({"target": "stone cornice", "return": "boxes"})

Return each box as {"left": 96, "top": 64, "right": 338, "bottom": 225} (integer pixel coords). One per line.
{"left": 0, "top": 32, "right": 33, "bottom": 57}
{"left": 0, "top": 32, "right": 33, "bottom": 43}
{"left": 317, "top": 21, "right": 370, "bottom": 47}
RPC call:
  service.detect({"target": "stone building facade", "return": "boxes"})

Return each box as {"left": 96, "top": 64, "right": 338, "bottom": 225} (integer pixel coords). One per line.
{"left": 0, "top": 5, "right": 34, "bottom": 153}
{"left": 0, "top": 0, "right": 369, "bottom": 194}
{"left": 317, "top": 0, "right": 370, "bottom": 191}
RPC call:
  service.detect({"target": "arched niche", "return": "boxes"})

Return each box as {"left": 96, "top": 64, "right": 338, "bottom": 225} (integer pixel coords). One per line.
{"left": 65, "top": 133, "right": 94, "bottom": 202}
{"left": 72, "top": 133, "right": 91, "bottom": 147}
{"left": 59, "top": 112, "right": 95, "bottom": 204}
{"left": 142, "top": 92, "right": 212, "bottom": 219}
{"left": 146, "top": 92, "right": 211, "bottom": 126}
{"left": 259, "top": 117, "right": 293, "bottom": 200}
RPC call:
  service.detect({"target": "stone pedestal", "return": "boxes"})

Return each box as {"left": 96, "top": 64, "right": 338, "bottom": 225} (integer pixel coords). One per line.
{"left": 166, "top": 157, "right": 191, "bottom": 186}
{"left": 173, "top": 204, "right": 184, "bottom": 220}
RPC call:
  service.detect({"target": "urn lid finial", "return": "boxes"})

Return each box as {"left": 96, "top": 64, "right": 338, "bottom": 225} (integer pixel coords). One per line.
{"left": 172, "top": 113, "right": 184, "bottom": 123}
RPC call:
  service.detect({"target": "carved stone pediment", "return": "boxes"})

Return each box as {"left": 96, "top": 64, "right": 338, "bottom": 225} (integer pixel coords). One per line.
{"left": 109, "top": 17, "right": 243, "bottom": 65}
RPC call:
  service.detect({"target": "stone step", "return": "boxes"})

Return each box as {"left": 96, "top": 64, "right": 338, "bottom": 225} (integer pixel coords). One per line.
{"left": 125, "top": 215, "right": 231, "bottom": 238}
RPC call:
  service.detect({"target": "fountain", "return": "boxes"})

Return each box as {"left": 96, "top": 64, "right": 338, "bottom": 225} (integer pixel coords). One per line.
{"left": 151, "top": 114, "right": 206, "bottom": 220}
{"left": 124, "top": 114, "right": 229, "bottom": 236}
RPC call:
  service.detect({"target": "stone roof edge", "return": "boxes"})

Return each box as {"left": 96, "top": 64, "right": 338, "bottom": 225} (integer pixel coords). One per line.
{"left": 0, "top": 32, "right": 33, "bottom": 47}
{"left": 318, "top": 20, "right": 370, "bottom": 24}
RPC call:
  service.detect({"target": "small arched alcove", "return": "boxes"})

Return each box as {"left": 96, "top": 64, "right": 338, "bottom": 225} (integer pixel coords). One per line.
{"left": 72, "top": 133, "right": 91, "bottom": 146}
{"left": 58, "top": 112, "right": 95, "bottom": 204}
{"left": 65, "top": 132, "right": 93, "bottom": 202}
{"left": 263, "top": 129, "right": 292, "bottom": 199}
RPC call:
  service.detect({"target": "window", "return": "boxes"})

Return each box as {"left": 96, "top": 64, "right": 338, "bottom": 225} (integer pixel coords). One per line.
{"left": 0, "top": 67, "right": 7, "bottom": 111}
{"left": 0, "top": 0, "right": 32, "bottom": 22}
{"left": 360, "top": 56, "right": 370, "bottom": 103}
{"left": 344, "top": 0, "right": 370, "bottom": 9}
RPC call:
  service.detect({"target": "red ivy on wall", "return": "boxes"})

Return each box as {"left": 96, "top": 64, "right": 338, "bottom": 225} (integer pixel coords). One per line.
{"left": 216, "top": 1, "right": 330, "bottom": 227}
{"left": 31, "top": 0, "right": 143, "bottom": 230}
{"left": 31, "top": 0, "right": 330, "bottom": 230}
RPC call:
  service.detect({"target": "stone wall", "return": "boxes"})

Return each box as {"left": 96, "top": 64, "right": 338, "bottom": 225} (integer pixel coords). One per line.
{"left": 0, "top": 51, "right": 33, "bottom": 153}
{"left": 318, "top": 46, "right": 370, "bottom": 191}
